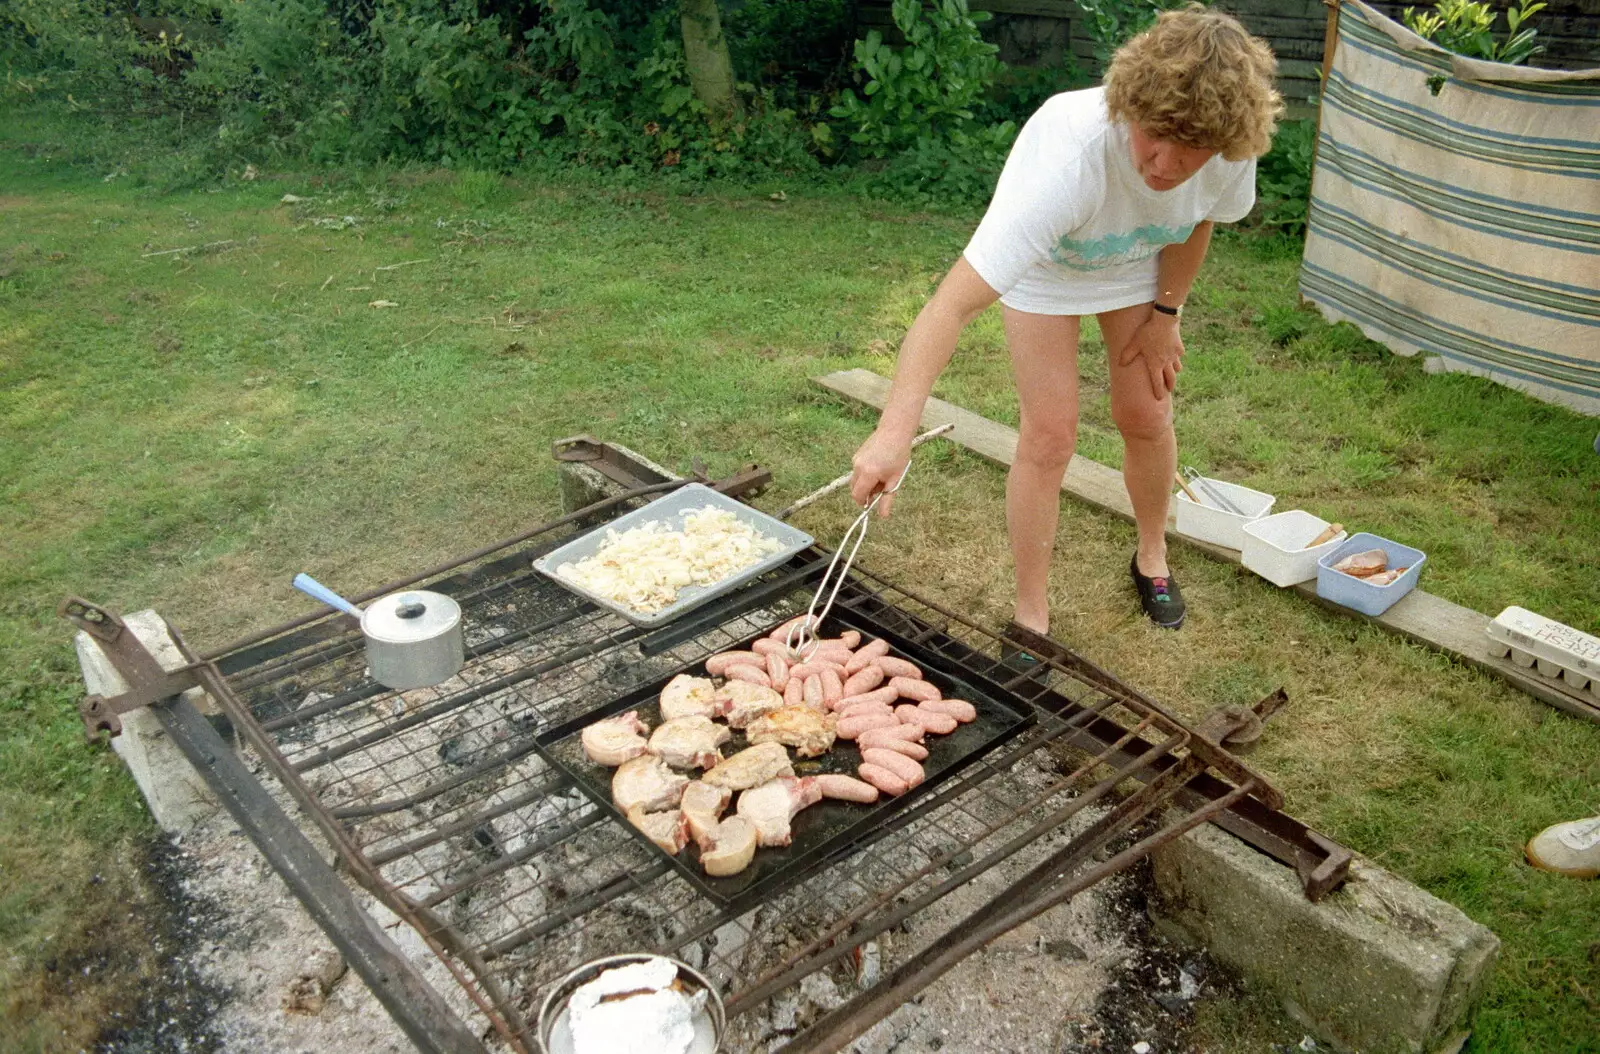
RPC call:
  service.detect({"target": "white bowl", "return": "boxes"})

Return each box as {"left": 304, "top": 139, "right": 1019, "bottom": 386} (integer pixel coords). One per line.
{"left": 1240, "top": 510, "right": 1348, "bottom": 587}
{"left": 1173, "top": 477, "right": 1276, "bottom": 550}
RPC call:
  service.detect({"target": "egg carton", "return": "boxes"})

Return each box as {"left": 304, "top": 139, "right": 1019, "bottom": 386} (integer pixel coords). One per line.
{"left": 1486, "top": 606, "right": 1599, "bottom": 695}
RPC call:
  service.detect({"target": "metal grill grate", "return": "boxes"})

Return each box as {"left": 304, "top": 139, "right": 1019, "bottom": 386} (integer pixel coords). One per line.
{"left": 195, "top": 490, "right": 1287, "bottom": 1052}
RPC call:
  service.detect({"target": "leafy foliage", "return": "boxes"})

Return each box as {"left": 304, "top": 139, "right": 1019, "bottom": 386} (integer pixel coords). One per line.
{"left": 828, "top": 0, "right": 1015, "bottom": 204}
{"left": 1255, "top": 117, "right": 1316, "bottom": 236}
{"left": 1073, "top": 0, "right": 1186, "bottom": 70}
{"left": 1402, "top": 0, "right": 1546, "bottom": 66}
{"left": 831, "top": 0, "right": 1002, "bottom": 157}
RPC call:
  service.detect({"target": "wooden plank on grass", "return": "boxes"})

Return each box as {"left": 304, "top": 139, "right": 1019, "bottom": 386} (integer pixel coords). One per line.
{"left": 813, "top": 368, "right": 1600, "bottom": 725}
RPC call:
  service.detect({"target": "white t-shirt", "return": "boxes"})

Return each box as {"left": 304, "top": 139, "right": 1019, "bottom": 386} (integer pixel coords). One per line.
{"left": 964, "top": 87, "right": 1256, "bottom": 315}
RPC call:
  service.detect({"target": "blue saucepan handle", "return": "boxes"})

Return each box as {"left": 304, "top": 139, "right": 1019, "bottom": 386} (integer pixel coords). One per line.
{"left": 293, "top": 573, "right": 364, "bottom": 618}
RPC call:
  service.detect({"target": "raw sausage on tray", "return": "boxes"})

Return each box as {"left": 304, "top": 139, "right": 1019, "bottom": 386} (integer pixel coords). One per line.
{"left": 858, "top": 762, "right": 909, "bottom": 797}
{"left": 896, "top": 704, "right": 957, "bottom": 735}
{"left": 861, "top": 747, "right": 925, "bottom": 788}
{"left": 920, "top": 698, "right": 977, "bottom": 723}
{"left": 845, "top": 639, "right": 890, "bottom": 675}
{"left": 854, "top": 732, "right": 928, "bottom": 760}
{"left": 837, "top": 711, "right": 900, "bottom": 739}
{"left": 816, "top": 773, "right": 879, "bottom": 803}
{"left": 705, "top": 651, "right": 762, "bottom": 676}
{"left": 842, "top": 665, "right": 886, "bottom": 697}
{"left": 890, "top": 676, "right": 940, "bottom": 702}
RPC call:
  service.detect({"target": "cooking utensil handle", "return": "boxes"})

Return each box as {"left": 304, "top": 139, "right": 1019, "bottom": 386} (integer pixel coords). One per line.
{"left": 293, "top": 574, "right": 364, "bottom": 618}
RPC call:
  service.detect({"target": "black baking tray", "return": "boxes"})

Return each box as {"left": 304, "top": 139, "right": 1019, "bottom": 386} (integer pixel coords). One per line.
{"left": 533, "top": 623, "right": 1035, "bottom": 912}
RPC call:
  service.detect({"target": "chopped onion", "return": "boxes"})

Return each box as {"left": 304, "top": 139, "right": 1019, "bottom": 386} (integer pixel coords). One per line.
{"left": 557, "top": 507, "right": 785, "bottom": 614}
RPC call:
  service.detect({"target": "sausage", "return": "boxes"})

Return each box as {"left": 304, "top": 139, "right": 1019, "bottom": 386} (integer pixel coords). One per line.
{"left": 816, "top": 773, "right": 879, "bottom": 803}
{"left": 896, "top": 704, "right": 957, "bottom": 735}
{"left": 920, "top": 698, "right": 977, "bottom": 723}
{"left": 802, "top": 647, "right": 855, "bottom": 668}
{"left": 845, "top": 639, "right": 890, "bottom": 675}
{"left": 820, "top": 668, "right": 844, "bottom": 707}
{"left": 751, "top": 638, "right": 796, "bottom": 659}
{"left": 788, "top": 661, "right": 846, "bottom": 681}
{"left": 725, "top": 665, "right": 772, "bottom": 688}
{"left": 837, "top": 712, "right": 901, "bottom": 739}
{"left": 858, "top": 762, "right": 910, "bottom": 797}
{"left": 857, "top": 723, "right": 925, "bottom": 747}
{"left": 862, "top": 748, "right": 925, "bottom": 788}
{"left": 855, "top": 730, "right": 929, "bottom": 760}
{"left": 838, "top": 701, "right": 894, "bottom": 721}
{"left": 842, "top": 665, "right": 886, "bottom": 698}
{"left": 874, "top": 656, "right": 922, "bottom": 680}
{"left": 838, "top": 630, "right": 862, "bottom": 649}
{"left": 835, "top": 686, "right": 899, "bottom": 711}
{"left": 784, "top": 676, "right": 805, "bottom": 707}
{"left": 770, "top": 614, "right": 819, "bottom": 641}
{"left": 706, "top": 651, "right": 762, "bottom": 676}
{"left": 890, "top": 676, "right": 941, "bottom": 702}
{"left": 857, "top": 722, "right": 921, "bottom": 745}
{"left": 803, "top": 675, "right": 824, "bottom": 709}
{"left": 766, "top": 653, "right": 790, "bottom": 693}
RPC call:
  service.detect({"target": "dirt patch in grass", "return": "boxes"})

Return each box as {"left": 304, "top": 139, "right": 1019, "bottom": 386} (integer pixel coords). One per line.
{"left": 0, "top": 831, "right": 221, "bottom": 1054}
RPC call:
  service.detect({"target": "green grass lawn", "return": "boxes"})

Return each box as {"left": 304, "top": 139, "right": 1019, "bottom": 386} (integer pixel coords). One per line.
{"left": 2, "top": 116, "right": 1596, "bottom": 1052}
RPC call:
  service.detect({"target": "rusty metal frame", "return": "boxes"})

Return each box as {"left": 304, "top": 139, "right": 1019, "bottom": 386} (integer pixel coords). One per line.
{"left": 63, "top": 440, "right": 1354, "bottom": 1051}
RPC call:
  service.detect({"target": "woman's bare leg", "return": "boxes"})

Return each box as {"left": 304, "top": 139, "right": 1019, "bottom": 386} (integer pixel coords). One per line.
{"left": 1003, "top": 307, "right": 1081, "bottom": 633}
{"left": 1098, "top": 303, "right": 1175, "bottom": 578}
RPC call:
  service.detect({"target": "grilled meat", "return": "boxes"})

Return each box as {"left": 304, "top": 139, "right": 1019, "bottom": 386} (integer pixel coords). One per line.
{"left": 715, "top": 680, "right": 786, "bottom": 729}
{"left": 659, "top": 674, "right": 722, "bottom": 721}
{"left": 679, "top": 781, "right": 732, "bottom": 850}
{"left": 612, "top": 755, "right": 689, "bottom": 814}
{"left": 701, "top": 741, "right": 794, "bottom": 790}
{"left": 581, "top": 710, "right": 650, "bottom": 767}
{"left": 626, "top": 805, "right": 690, "bottom": 855}
{"left": 736, "top": 776, "right": 822, "bottom": 847}
{"left": 648, "top": 715, "right": 731, "bottom": 771}
{"left": 745, "top": 705, "right": 838, "bottom": 758}
{"left": 701, "top": 817, "right": 758, "bottom": 877}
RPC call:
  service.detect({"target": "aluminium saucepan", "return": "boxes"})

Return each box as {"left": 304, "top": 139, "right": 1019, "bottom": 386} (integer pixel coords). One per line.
{"left": 293, "top": 573, "right": 463, "bottom": 690}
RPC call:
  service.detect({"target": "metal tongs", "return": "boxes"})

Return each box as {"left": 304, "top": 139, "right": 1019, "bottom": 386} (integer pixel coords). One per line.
{"left": 1180, "top": 465, "right": 1246, "bottom": 516}
{"left": 782, "top": 423, "right": 954, "bottom": 659}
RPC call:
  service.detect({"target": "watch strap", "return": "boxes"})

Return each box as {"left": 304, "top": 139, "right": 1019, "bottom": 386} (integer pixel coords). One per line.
{"left": 1151, "top": 301, "right": 1182, "bottom": 317}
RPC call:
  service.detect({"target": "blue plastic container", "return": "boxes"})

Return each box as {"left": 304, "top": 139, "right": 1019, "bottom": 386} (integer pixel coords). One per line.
{"left": 1315, "top": 532, "right": 1427, "bottom": 616}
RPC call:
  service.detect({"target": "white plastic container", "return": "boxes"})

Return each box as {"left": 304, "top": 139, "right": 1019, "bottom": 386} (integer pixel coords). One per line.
{"left": 1240, "top": 511, "right": 1348, "bottom": 588}
{"left": 1173, "top": 477, "right": 1276, "bottom": 550}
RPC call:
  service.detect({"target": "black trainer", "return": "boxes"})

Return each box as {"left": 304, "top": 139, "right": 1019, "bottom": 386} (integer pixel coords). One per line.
{"left": 1131, "top": 554, "right": 1186, "bottom": 630}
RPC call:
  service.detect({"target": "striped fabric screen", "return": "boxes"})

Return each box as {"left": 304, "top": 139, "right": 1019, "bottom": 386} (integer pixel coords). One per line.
{"left": 1302, "top": 0, "right": 1600, "bottom": 416}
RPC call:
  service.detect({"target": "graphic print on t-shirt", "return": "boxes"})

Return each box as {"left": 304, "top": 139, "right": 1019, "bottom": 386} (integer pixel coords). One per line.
{"left": 1049, "top": 222, "right": 1196, "bottom": 271}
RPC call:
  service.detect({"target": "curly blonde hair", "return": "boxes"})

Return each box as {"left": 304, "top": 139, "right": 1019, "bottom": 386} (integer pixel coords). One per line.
{"left": 1104, "top": 5, "right": 1284, "bottom": 161}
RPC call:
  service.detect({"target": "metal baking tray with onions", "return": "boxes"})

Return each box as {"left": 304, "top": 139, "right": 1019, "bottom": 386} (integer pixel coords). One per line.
{"left": 532, "top": 483, "right": 814, "bottom": 629}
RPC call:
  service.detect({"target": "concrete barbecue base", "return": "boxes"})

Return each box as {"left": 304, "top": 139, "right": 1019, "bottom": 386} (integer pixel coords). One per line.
{"left": 1149, "top": 819, "right": 1497, "bottom": 1054}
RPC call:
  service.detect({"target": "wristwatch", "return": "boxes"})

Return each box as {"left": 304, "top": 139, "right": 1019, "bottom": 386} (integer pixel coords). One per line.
{"left": 1152, "top": 301, "right": 1183, "bottom": 317}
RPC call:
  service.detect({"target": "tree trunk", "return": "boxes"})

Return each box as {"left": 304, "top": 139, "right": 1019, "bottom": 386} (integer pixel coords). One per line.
{"left": 680, "top": 0, "right": 741, "bottom": 124}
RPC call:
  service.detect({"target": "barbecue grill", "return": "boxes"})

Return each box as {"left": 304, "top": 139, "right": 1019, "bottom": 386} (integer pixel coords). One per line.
{"left": 64, "top": 453, "right": 1352, "bottom": 1054}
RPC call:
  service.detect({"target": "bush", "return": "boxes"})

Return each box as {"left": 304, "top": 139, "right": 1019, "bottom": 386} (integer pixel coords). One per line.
{"left": 1255, "top": 117, "right": 1316, "bottom": 237}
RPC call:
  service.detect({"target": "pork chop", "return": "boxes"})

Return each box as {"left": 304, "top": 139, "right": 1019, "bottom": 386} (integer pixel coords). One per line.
{"left": 659, "top": 673, "right": 721, "bottom": 721}
{"left": 679, "top": 781, "right": 732, "bottom": 850}
{"left": 648, "top": 715, "right": 731, "bottom": 770}
{"left": 735, "top": 776, "right": 822, "bottom": 847}
{"left": 612, "top": 755, "right": 689, "bottom": 814}
{"left": 715, "top": 680, "right": 786, "bottom": 729}
{"left": 745, "top": 705, "right": 838, "bottom": 758}
{"left": 701, "top": 741, "right": 794, "bottom": 790}
{"left": 581, "top": 710, "right": 650, "bottom": 767}
{"left": 626, "top": 804, "right": 690, "bottom": 855}
{"left": 700, "top": 816, "right": 759, "bottom": 877}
